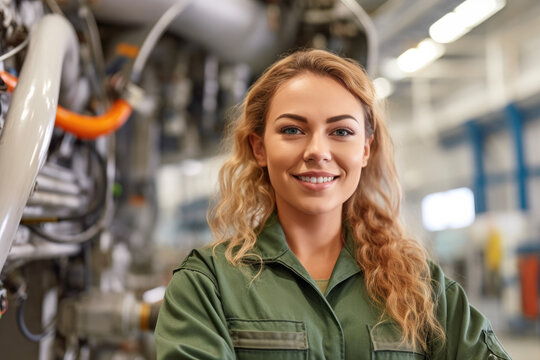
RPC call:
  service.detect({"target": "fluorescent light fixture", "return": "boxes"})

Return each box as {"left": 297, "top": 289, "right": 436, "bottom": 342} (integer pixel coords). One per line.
{"left": 380, "top": 58, "right": 405, "bottom": 80}
{"left": 397, "top": 38, "right": 445, "bottom": 73}
{"left": 429, "top": 0, "right": 506, "bottom": 44}
{"left": 422, "top": 187, "right": 476, "bottom": 232}
{"left": 179, "top": 159, "right": 203, "bottom": 176}
{"left": 373, "top": 77, "right": 394, "bottom": 99}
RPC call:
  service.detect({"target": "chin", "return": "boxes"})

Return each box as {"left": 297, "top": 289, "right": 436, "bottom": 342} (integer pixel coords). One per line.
{"left": 296, "top": 203, "right": 341, "bottom": 216}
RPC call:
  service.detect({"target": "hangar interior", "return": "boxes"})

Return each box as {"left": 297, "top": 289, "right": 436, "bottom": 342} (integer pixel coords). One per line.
{"left": 0, "top": 0, "right": 539, "bottom": 358}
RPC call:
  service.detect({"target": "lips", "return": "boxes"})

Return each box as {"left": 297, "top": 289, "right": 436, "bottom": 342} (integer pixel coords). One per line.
{"left": 293, "top": 172, "right": 339, "bottom": 185}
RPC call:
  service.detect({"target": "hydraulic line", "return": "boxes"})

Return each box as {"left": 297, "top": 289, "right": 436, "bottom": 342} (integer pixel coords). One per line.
{"left": 131, "top": 0, "right": 192, "bottom": 83}
{"left": 0, "top": 0, "right": 197, "bottom": 139}
{"left": 339, "top": 0, "right": 379, "bottom": 77}
{"left": 0, "top": 71, "right": 133, "bottom": 139}
{"left": 26, "top": 138, "right": 116, "bottom": 244}
{"left": 0, "top": 37, "right": 30, "bottom": 62}
{"left": 92, "top": 0, "right": 300, "bottom": 72}
{"left": 0, "top": 14, "right": 79, "bottom": 274}
{"left": 17, "top": 295, "right": 55, "bottom": 342}
{"left": 22, "top": 143, "right": 107, "bottom": 225}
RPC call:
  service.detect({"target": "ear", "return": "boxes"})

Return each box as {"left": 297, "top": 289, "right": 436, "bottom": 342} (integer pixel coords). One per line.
{"left": 249, "top": 133, "right": 267, "bottom": 167}
{"left": 362, "top": 135, "right": 374, "bottom": 167}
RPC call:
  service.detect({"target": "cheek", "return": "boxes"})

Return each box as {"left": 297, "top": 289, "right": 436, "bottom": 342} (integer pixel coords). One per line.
{"left": 341, "top": 152, "right": 365, "bottom": 189}
{"left": 341, "top": 147, "right": 366, "bottom": 172}
{"left": 264, "top": 154, "right": 286, "bottom": 180}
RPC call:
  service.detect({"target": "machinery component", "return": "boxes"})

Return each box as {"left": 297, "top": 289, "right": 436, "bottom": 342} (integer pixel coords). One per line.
{"left": 58, "top": 292, "right": 160, "bottom": 339}
{"left": 0, "top": 14, "right": 79, "bottom": 274}
{"left": 0, "top": 1, "right": 377, "bottom": 358}
{"left": 0, "top": 71, "right": 133, "bottom": 139}
{"left": 339, "top": 0, "right": 378, "bottom": 76}
{"left": 39, "top": 162, "right": 78, "bottom": 183}
{"left": 6, "top": 239, "right": 80, "bottom": 263}
{"left": 1, "top": 273, "right": 55, "bottom": 341}
{"left": 130, "top": 0, "right": 192, "bottom": 83}
{"left": 24, "top": 141, "right": 112, "bottom": 244}
{"left": 33, "top": 174, "right": 82, "bottom": 196}
{"left": 0, "top": 282, "right": 7, "bottom": 319}
{"left": 26, "top": 191, "right": 84, "bottom": 209}
{"left": 91, "top": 0, "right": 300, "bottom": 72}
{"left": 0, "top": 36, "right": 29, "bottom": 62}
{"left": 16, "top": 294, "right": 54, "bottom": 342}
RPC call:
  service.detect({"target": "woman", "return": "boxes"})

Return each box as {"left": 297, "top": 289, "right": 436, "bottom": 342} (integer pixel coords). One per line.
{"left": 155, "top": 49, "right": 511, "bottom": 359}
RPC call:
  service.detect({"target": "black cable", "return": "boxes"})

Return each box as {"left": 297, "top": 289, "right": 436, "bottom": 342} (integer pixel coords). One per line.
{"left": 22, "top": 142, "right": 107, "bottom": 225}
{"left": 16, "top": 295, "right": 54, "bottom": 342}
{"left": 82, "top": 241, "right": 92, "bottom": 290}
{"left": 25, "top": 142, "right": 108, "bottom": 243}
{"left": 54, "top": 143, "right": 107, "bottom": 222}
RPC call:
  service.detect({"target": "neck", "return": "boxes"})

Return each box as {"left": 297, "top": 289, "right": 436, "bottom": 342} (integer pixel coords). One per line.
{"left": 276, "top": 205, "right": 343, "bottom": 279}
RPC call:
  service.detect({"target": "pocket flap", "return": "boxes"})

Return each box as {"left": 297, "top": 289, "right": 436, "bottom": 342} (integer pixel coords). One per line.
{"left": 368, "top": 323, "right": 425, "bottom": 355}
{"left": 228, "top": 319, "right": 308, "bottom": 350}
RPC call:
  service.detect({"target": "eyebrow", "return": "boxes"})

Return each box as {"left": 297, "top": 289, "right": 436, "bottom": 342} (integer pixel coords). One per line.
{"left": 274, "top": 113, "right": 359, "bottom": 123}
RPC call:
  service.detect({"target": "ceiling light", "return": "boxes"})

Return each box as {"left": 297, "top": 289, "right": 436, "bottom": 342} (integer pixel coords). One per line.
{"left": 429, "top": 0, "right": 506, "bottom": 44}
{"left": 373, "top": 77, "right": 394, "bottom": 99}
{"left": 397, "top": 39, "right": 445, "bottom": 73}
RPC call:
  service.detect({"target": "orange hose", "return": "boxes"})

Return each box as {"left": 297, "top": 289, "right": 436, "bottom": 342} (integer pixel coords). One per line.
{"left": 0, "top": 71, "right": 17, "bottom": 92}
{"left": 55, "top": 99, "right": 132, "bottom": 139}
{"left": 0, "top": 71, "right": 133, "bottom": 139}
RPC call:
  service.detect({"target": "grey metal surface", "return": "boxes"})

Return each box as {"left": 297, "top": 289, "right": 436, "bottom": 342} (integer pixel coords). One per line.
{"left": 91, "top": 0, "right": 299, "bottom": 71}
{"left": 0, "top": 14, "right": 79, "bottom": 273}
{"left": 26, "top": 191, "right": 84, "bottom": 209}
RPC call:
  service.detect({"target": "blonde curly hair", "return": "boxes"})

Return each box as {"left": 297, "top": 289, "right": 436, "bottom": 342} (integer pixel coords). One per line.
{"left": 208, "top": 49, "right": 444, "bottom": 352}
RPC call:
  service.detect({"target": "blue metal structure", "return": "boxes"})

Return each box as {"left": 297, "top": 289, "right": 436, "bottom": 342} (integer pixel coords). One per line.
{"left": 505, "top": 104, "right": 528, "bottom": 211}
{"left": 440, "top": 99, "right": 539, "bottom": 214}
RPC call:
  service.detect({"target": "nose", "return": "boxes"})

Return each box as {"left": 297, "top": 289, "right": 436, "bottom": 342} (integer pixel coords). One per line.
{"left": 303, "top": 133, "right": 331, "bottom": 163}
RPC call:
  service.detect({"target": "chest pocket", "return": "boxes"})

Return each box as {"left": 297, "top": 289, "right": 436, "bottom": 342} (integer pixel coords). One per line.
{"left": 368, "top": 323, "right": 425, "bottom": 360}
{"left": 227, "top": 318, "right": 308, "bottom": 360}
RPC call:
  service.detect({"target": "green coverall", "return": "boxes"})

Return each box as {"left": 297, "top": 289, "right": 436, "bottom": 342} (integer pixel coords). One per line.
{"left": 155, "top": 214, "right": 511, "bottom": 359}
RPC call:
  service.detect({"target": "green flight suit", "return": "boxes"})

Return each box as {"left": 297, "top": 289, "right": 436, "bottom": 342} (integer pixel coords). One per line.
{"left": 155, "top": 214, "right": 511, "bottom": 359}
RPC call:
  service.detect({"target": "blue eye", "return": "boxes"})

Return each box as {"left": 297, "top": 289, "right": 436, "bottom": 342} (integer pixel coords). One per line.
{"left": 281, "top": 127, "right": 302, "bottom": 135}
{"left": 332, "top": 128, "right": 354, "bottom": 136}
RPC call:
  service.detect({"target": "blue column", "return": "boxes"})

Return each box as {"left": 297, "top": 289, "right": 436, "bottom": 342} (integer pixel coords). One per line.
{"left": 465, "top": 120, "right": 486, "bottom": 214}
{"left": 505, "top": 103, "right": 528, "bottom": 210}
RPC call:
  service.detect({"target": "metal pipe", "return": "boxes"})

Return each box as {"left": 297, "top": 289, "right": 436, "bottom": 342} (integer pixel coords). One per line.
{"left": 35, "top": 174, "right": 82, "bottom": 196}
{"left": 7, "top": 241, "right": 80, "bottom": 262}
{"left": 91, "top": 0, "right": 299, "bottom": 71}
{"left": 131, "top": 0, "right": 192, "bottom": 83}
{"left": 0, "top": 14, "right": 79, "bottom": 273}
{"left": 0, "top": 72, "right": 133, "bottom": 139}
{"left": 26, "top": 191, "right": 84, "bottom": 209}
{"left": 27, "top": 136, "right": 116, "bottom": 244}
{"left": 339, "top": 0, "right": 379, "bottom": 77}
{"left": 39, "top": 163, "right": 78, "bottom": 183}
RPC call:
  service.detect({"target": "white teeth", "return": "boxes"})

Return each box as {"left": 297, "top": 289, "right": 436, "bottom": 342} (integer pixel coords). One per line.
{"left": 298, "top": 176, "right": 335, "bottom": 184}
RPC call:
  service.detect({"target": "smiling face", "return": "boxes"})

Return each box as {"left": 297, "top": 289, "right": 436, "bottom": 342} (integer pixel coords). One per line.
{"left": 250, "top": 72, "right": 372, "bottom": 219}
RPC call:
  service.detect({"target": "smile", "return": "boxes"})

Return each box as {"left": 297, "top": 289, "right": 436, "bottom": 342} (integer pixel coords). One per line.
{"left": 296, "top": 175, "right": 336, "bottom": 184}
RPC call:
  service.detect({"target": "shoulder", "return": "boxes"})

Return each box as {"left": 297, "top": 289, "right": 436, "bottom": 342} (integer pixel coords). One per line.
{"left": 428, "top": 260, "right": 457, "bottom": 294}
{"left": 427, "top": 260, "right": 467, "bottom": 313}
{"left": 426, "top": 264, "right": 511, "bottom": 359}
{"left": 172, "top": 243, "right": 230, "bottom": 286}
{"left": 427, "top": 260, "right": 488, "bottom": 327}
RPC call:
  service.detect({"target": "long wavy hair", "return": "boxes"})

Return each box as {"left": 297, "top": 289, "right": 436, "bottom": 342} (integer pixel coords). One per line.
{"left": 208, "top": 49, "right": 444, "bottom": 351}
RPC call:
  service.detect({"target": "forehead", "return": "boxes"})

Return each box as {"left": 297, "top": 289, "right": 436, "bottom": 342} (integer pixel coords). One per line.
{"left": 267, "top": 73, "right": 364, "bottom": 121}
